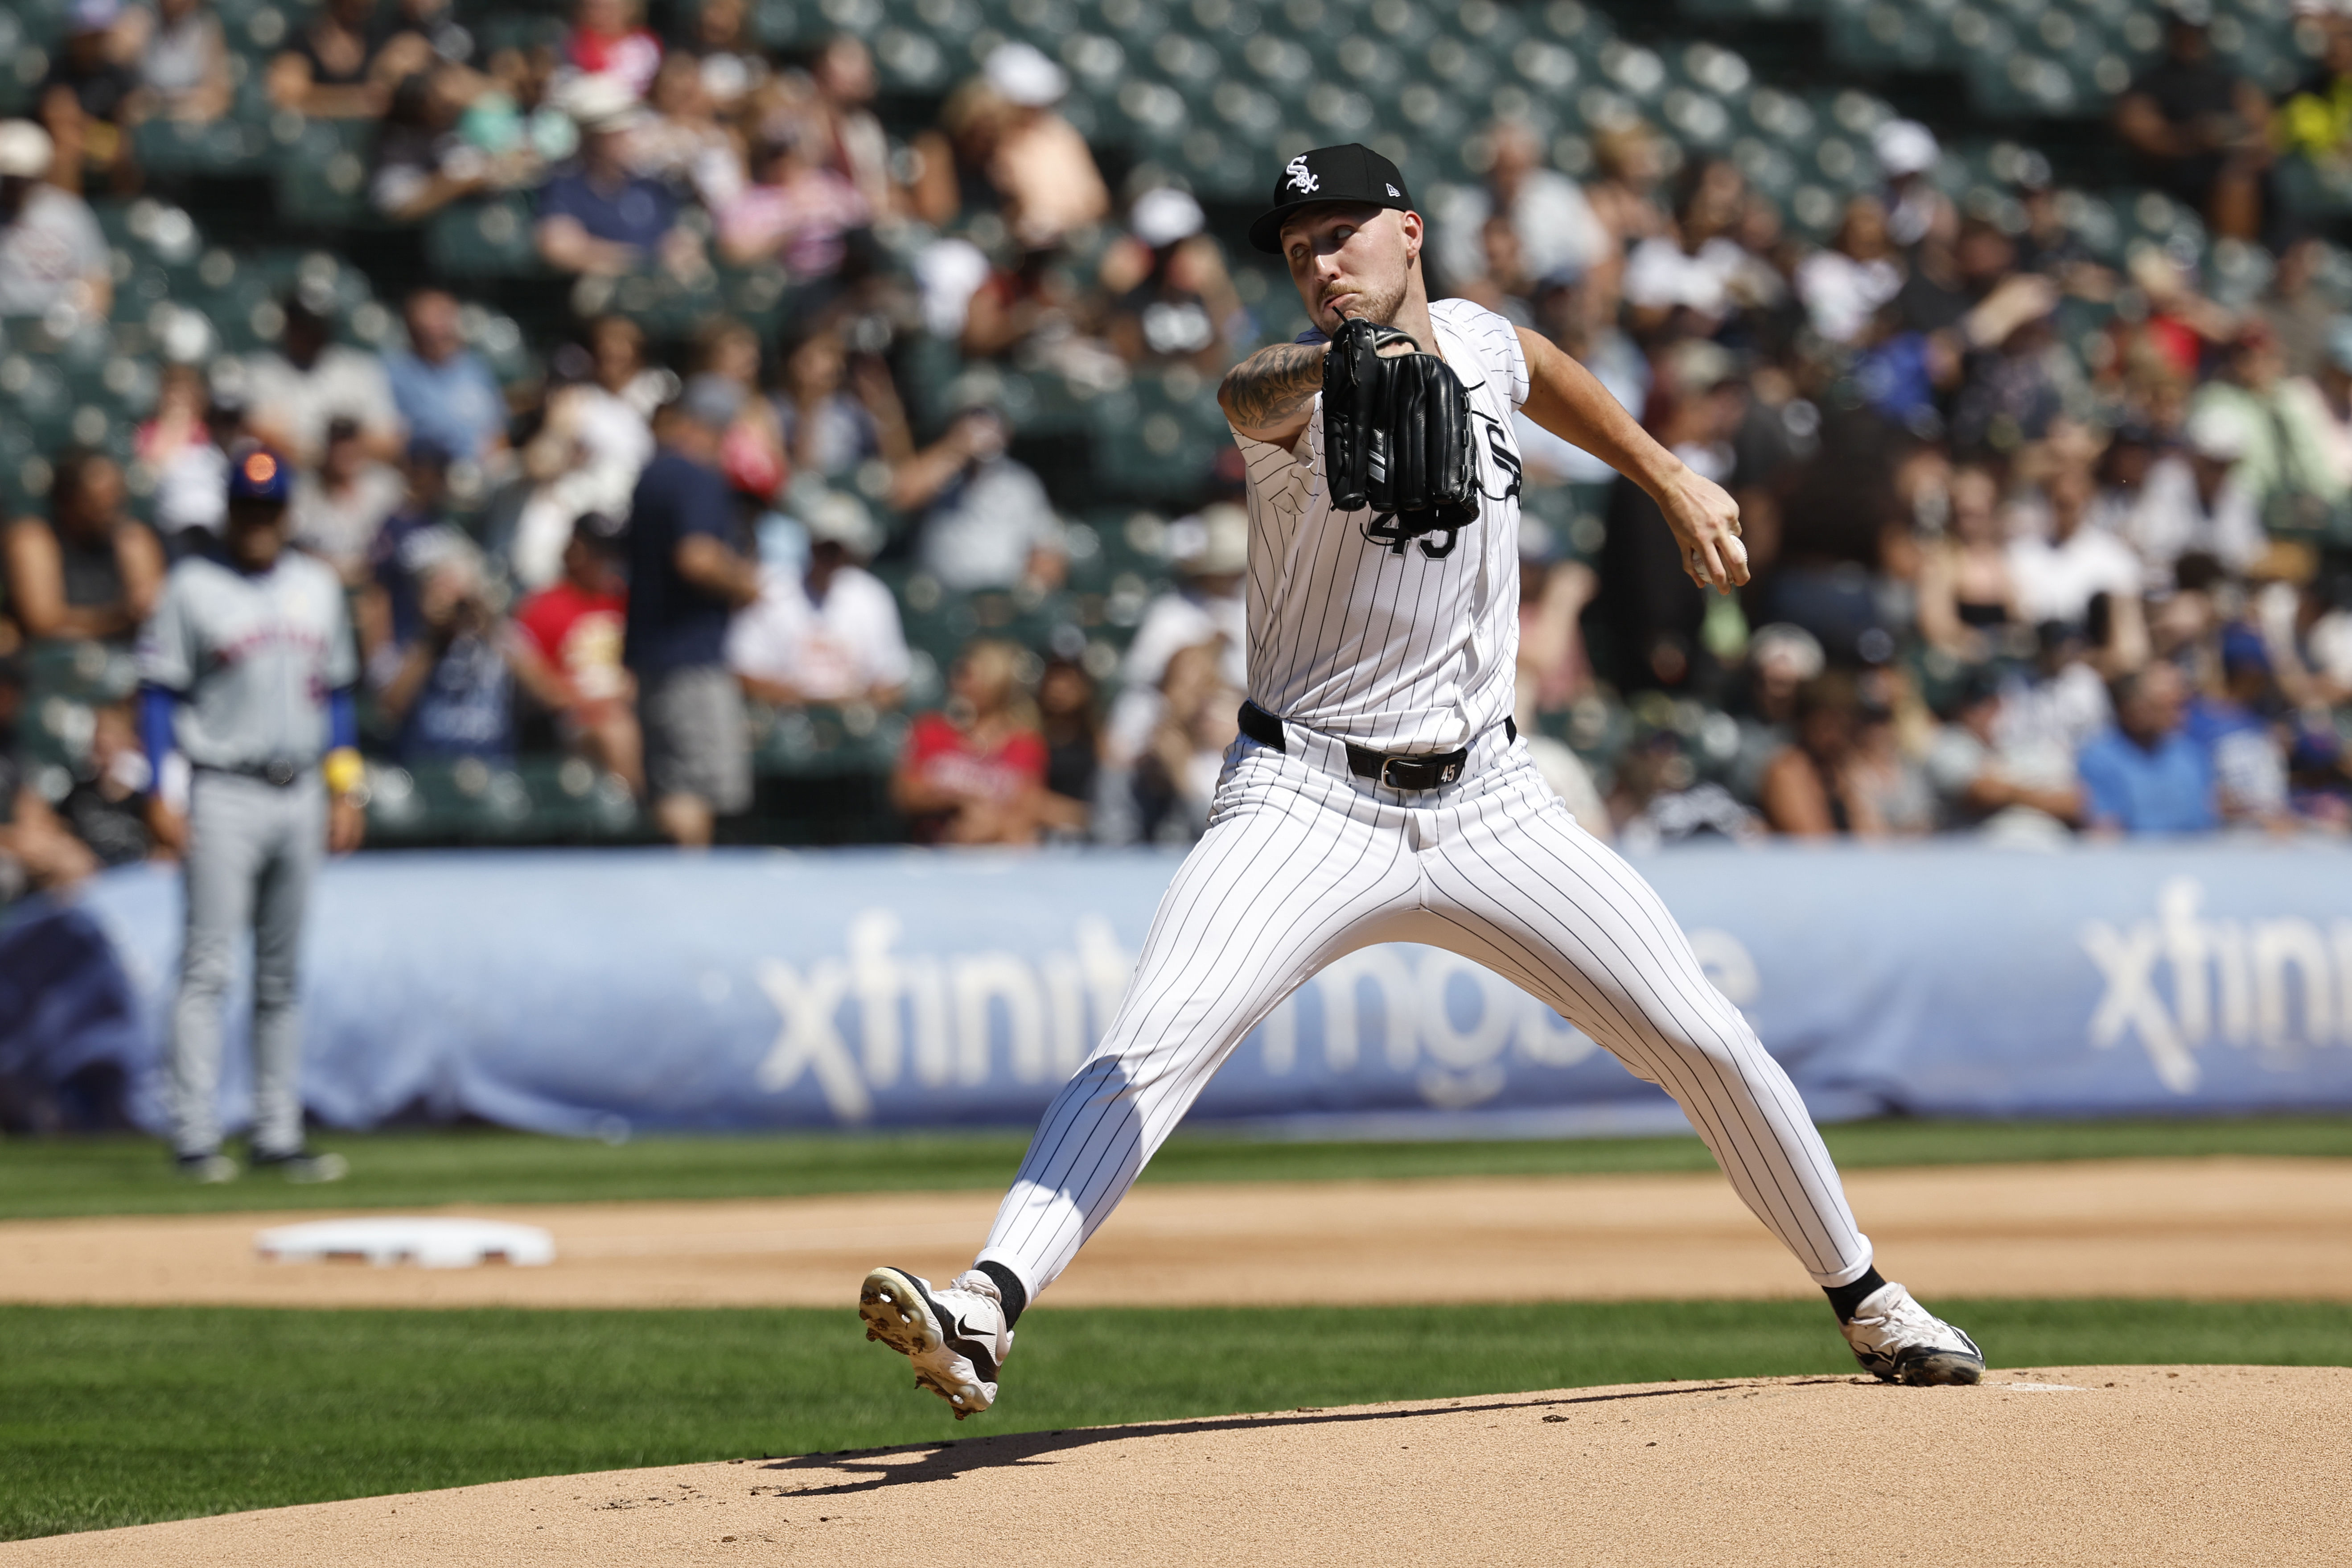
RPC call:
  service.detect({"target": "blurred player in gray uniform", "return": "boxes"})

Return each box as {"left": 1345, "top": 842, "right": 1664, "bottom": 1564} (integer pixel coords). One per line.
{"left": 137, "top": 444, "right": 367, "bottom": 1183}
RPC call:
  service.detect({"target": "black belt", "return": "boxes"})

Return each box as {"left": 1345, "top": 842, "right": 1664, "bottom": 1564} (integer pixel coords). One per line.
{"left": 195, "top": 759, "right": 312, "bottom": 788}
{"left": 1237, "top": 702, "right": 1513, "bottom": 792}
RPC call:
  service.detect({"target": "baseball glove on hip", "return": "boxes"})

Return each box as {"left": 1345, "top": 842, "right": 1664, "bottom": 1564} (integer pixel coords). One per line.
{"left": 1321, "top": 317, "right": 1481, "bottom": 547}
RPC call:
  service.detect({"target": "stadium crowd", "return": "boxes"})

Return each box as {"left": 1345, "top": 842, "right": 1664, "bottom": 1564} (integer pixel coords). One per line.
{"left": 5, "top": 0, "right": 2352, "bottom": 893}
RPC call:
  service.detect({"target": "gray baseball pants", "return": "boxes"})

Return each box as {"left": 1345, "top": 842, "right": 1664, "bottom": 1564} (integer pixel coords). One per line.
{"left": 168, "top": 770, "right": 324, "bottom": 1159}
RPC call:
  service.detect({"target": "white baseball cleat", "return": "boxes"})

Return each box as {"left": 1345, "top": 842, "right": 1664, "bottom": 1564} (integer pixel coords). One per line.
{"left": 859, "top": 1266, "right": 1013, "bottom": 1420}
{"left": 1841, "top": 1282, "right": 1986, "bottom": 1386}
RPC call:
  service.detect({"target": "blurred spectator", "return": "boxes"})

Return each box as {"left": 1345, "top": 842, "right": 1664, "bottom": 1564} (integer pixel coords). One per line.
{"left": 1916, "top": 464, "right": 2020, "bottom": 663}
{"left": 633, "top": 51, "right": 744, "bottom": 212}
{"left": 681, "top": 0, "right": 762, "bottom": 116}
{"left": 2119, "top": 405, "right": 2267, "bottom": 592}
{"left": 123, "top": 0, "right": 232, "bottom": 126}
{"left": 370, "top": 528, "right": 517, "bottom": 763}
{"left": 566, "top": 0, "right": 662, "bottom": 99}
{"left": 696, "top": 317, "right": 788, "bottom": 506}
{"left": 535, "top": 77, "right": 705, "bottom": 280}
{"left": 2077, "top": 661, "right": 2218, "bottom": 834}
{"left": 2307, "top": 320, "right": 2352, "bottom": 486}
{"left": 2188, "top": 326, "right": 2346, "bottom": 529}
{"left": 893, "top": 638, "right": 1049, "bottom": 845}
{"left": 1131, "top": 640, "right": 1238, "bottom": 844}
{"left": 1724, "top": 623, "right": 1825, "bottom": 803}
{"left": 137, "top": 365, "right": 236, "bottom": 556}
{"left": 0, "top": 122, "right": 110, "bottom": 322}
{"left": 268, "top": 0, "right": 413, "bottom": 120}
{"left": 726, "top": 490, "right": 909, "bottom": 710}
{"left": 975, "top": 44, "right": 1107, "bottom": 248}
{"left": 467, "top": 43, "right": 574, "bottom": 167}
{"left": 716, "top": 122, "right": 868, "bottom": 280}
{"left": 623, "top": 376, "right": 762, "bottom": 847}
{"left": 385, "top": 288, "right": 509, "bottom": 469}
{"left": 1623, "top": 160, "right": 1771, "bottom": 340}
{"left": 774, "top": 321, "right": 913, "bottom": 485}
{"left": 1434, "top": 119, "right": 1609, "bottom": 306}
{"left": 1871, "top": 118, "right": 1954, "bottom": 251}
{"left": 894, "top": 387, "right": 1065, "bottom": 593}
{"left": 364, "top": 441, "right": 543, "bottom": 763}
{"left": 511, "top": 510, "right": 642, "bottom": 794}
{"left": 243, "top": 294, "right": 404, "bottom": 467}
{"left": 506, "top": 317, "right": 662, "bottom": 588}
{"left": 1514, "top": 521, "right": 1597, "bottom": 732}
{"left": 0, "top": 671, "right": 98, "bottom": 898}
{"left": 2280, "top": 20, "right": 2352, "bottom": 170}
{"left": 40, "top": 0, "right": 142, "bottom": 193}
{"left": 2188, "top": 624, "right": 2293, "bottom": 826}
{"left": 2, "top": 449, "right": 164, "bottom": 649}
{"left": 1102, "top": 187, "right": 1245, "bottom": 373}
{"left": 1760, "top": 670, "right": 1895, "bottom": 837}
{"left": 1924, "top": 670, "right": 2084, "bottom": 845}
{"left": 909, "top": 78, "right": 1011, "bottom": 234}
{"left": 806, "top": 34, "right": 893, "bottom": 218}
{"left": 2114, "top": 5, "right": 2275, "bottom": 242}
{"left": 1583, "top": 121, "right": 1670, "bottom": 263}
{"left": 1514, "top": 275, "right": 1648, "bottom": 486}
{"left": 289, "top": 416, "right": 403, "bottom": 585}
{"left": 1594, "top": 338, "right": 1743, "bottom": 688}
{"left": 371, "top": 67, "right": 509, "bottom": 222}
{"left": 1607, "top": 729, "right": 1759, "bottom": 851}
{"left": 2257, "top": 239, "right": 2337, "bottom": 380}
{"left": 56, "top": 693, "right": 154, "bottom": 865}
{"left": 2008, "top": 462, "right": 2141, "bottom": 633}
{"left": 1796, "top": 195, "right": 1903, "bottom": 346}
{"left": 1036, "top": 655, "right": 1098, "bottom": 840}
{"left": 1107, "top": 503, "right": 1248, "bottom": 767}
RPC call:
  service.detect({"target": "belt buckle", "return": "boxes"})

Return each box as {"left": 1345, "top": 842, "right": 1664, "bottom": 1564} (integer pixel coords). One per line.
{"left": 262, "top": 759, "right": 301, "bottom": 788}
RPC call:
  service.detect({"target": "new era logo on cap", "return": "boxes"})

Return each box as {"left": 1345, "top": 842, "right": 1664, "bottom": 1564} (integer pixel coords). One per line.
{"left": 1249, "top": 143, "right": 1414, "bottom": 253}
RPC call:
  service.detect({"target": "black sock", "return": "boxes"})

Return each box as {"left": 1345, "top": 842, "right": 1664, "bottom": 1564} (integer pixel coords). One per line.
{"left": 1824, "top": 1268, "right": 1888, "bottom": 1322}
{"left": 975, "top": 1260, "right": 1028, "bottom": 1326}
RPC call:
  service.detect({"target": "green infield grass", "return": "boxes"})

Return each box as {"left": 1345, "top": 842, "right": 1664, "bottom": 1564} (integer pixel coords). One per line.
{"left": 4, "top": 1298, "right": 2349, "bottom": 1541}
{"left": 4, "top": 1116, "right": 2352, "bottom": 1220}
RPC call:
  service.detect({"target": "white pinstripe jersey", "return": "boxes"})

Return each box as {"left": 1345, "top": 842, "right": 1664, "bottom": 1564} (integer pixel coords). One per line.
{"left": 1232, "top": 296, "right": 1529, "bottom": 753}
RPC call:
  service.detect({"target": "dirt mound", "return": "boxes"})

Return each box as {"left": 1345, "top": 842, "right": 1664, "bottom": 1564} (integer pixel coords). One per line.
{"left": 5, "top": 1158, "right": 2351, "bottom": 1308}
{"left": 5, "top": 1366, "right": 2343, "bottom": 1566}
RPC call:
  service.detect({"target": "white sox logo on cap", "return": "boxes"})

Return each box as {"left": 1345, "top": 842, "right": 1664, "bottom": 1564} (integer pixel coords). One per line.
{"left": 1285, "top": 155, "right": 1319, "bottom": 193}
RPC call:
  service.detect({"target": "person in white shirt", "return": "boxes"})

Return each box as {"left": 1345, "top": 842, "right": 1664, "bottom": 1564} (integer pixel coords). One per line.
{"left": 1795, "top": 195, "right": 1904, "bottom": 346}
{"left": 1431, "top": 119, "right": 1609, "bottom": 298}
{"left": 2119, "top": 406, "right": 2267, "bottom": 593}
{"left": 241, "top": 296, "right": 403, "bottom": 468}
{"left": 725, "top": 490, "right": 909, "bottom": 709}
{"left": 1103, "top": 502, "right": 1249, "bottom": 767}
{"left": 2007, "top": 461, "right": 2144, "bottom": 626}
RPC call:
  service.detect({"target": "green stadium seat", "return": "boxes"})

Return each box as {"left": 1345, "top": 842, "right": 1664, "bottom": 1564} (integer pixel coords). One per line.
{"left": 426, "top": 195, "right": 548, "bottom": 279}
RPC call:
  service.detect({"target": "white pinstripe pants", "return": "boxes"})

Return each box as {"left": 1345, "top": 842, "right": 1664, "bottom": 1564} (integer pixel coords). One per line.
{"left": 977, "top": 723, "right": 1874, "bottom": 1300}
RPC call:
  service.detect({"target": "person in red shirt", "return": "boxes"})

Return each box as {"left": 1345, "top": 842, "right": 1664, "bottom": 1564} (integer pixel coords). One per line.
{"left": 511, "top": 510, "right": 644, "bottom": 795}
{"left": 893, "top": 638, "right": 1048, "bottom": 845}
{"left": 565, "top": 0, "right": 662, "bottom": 98}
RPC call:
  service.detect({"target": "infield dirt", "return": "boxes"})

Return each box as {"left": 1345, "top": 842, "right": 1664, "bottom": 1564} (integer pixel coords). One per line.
{"left": 5, "top": 1156, "right": 2352, "bottom": 1307}
{"left": 3, "top": 1365, "right": 2341, "bottom": 1566}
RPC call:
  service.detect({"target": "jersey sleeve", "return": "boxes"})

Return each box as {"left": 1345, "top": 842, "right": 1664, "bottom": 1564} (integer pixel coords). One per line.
{"left": 1434, "top": 297, "right": 1532, "bottom": 410}
{"left": 135, "top": 571, "right": 198, "bottom": 692}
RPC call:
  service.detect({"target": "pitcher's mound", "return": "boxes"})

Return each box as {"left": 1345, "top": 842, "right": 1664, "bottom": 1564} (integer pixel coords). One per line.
{"left": 8, "top": 1366, "right": 2346, "bottom": 1567}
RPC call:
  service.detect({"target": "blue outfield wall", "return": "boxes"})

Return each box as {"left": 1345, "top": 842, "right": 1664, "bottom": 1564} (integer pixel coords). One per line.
{"left": 5, "top": 843, "right": 2352, "bottom": 1140}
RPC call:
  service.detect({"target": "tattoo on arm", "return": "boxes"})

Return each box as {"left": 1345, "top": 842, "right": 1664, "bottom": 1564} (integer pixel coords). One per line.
{"left": 1219, "top": 342, "right": 1326, "bottom": 429}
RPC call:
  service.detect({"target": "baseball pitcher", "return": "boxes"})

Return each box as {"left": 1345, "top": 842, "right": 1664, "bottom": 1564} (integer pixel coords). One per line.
{"left": 861, "top": 146, "right": 1982, "bottom": 1413}
{"left": 138, "top": 444, "right": 366, "bottom": 1184}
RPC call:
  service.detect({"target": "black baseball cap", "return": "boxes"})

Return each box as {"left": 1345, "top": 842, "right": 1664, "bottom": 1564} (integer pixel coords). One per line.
{"left": 1248, "top": 143, "right": 1413, "bottom": 254}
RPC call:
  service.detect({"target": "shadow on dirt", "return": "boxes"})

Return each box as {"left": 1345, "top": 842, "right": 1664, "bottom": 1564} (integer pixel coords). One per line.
{"left": 751, "top": 1380, "right": 1825, "bottom": 1499}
